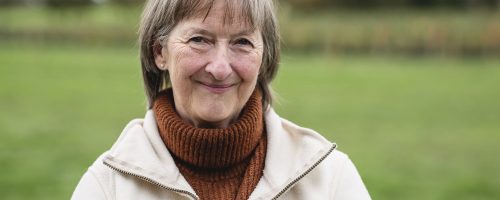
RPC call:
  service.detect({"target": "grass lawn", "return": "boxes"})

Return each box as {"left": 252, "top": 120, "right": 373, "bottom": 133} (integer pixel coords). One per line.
{"left": 1, "top": 43, "right": 499, "bottom": 200}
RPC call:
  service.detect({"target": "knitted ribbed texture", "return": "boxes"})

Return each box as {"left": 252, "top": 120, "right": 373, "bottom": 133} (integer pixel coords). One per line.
{"left": 153, "top": 89, "right": 266, "bottom": 200}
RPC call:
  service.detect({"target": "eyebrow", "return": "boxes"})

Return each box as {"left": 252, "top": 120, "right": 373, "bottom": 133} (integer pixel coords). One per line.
{"left": 231, "top": 28, "right": 257, "bottom": 37}
{"left": 183, "top": 27, "right": 215, "bottom": 38}
{"left": 183, "top": 27, "right": 257, "bottom": 38}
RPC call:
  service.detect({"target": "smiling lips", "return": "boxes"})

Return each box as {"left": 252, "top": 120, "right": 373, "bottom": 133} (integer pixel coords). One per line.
{"left": 198, "top": 81, "right": 235, "bottom": 93}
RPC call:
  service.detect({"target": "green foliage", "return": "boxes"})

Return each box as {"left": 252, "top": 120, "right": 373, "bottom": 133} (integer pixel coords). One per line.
{"left": 278, "top": 8, "right": 500, "bottom": 55}
{"left": 0, "top": 5, "right": 140, "bottom": 45}
{"left": 1, "top": 42, "right": 500, "bottom": 199}
{"left": 1, "top": 5, "right": 499, "bottom": 55}
{"left": 46, "top": 0, "right": 94, "bottom": 7}
{"left": 279, "top": 0, "right": 500, "bottom": 8}
{"left": 1, "top": 0, "right": 498, "bottom": 7}
{"left": 107, "top": 0, "right": 143, "bottom": 5}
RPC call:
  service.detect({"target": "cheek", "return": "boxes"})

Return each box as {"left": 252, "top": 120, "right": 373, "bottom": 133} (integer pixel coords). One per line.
{"left": 232, "top": 53, "right": 262, "bottom": 81}
{"left": 168, "top": 45, "right": 207, "bottom": 80}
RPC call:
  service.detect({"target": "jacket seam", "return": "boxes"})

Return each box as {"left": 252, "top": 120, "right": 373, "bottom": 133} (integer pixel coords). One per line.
{"left": 328, "top": 154, "right": 348, "bottom": 199}
{"left": 88, "top": 168, "right": 111, "bottom": 200}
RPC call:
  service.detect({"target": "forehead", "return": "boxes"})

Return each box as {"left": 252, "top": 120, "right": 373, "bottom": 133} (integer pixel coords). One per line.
{"left": 175, "top": 0, "right": 255, "bottom": 29}
{"left": 176, "top": 14, "right": 256, "bottom": 36}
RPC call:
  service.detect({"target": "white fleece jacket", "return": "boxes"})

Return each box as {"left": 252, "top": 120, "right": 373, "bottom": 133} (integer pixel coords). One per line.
{"left": 72, "top": 108, "right": 371, "bottom": 200}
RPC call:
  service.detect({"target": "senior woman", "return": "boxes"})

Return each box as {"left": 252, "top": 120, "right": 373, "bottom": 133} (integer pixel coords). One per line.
{"left": 72, "top": 0, "right": 370, "bottom": 199}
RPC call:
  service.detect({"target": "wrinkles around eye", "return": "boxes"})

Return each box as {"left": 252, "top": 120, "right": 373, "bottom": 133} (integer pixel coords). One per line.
{"left": 187, "top": 37, "right": 211, "bottom": 51}
{"left": 235, "top": 38, "right": 254, "bottom": 47}
{"left": 188, "top": 36, "right": 206, "bottom": 43}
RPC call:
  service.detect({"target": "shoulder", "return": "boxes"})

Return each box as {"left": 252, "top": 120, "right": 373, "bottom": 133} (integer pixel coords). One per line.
{"left": 87, "top": 115, "right": 147, "bottom": 172}
{"left": 264, "top": 108, "right": 370, "bottom": 199}
{"left": 108, "top": 118, "right": 146, "bottom": 151}
{"left": 264, "top": 107, "right": 333, "bottom": 148}
{"left": 72, "top": 118, "right": 147, "bottom": 199}
{"left": 295, "top": 149, "right": 371, "bottom": 199}
{"left": 72, "top": 152, "right": 115, "bottom": 200}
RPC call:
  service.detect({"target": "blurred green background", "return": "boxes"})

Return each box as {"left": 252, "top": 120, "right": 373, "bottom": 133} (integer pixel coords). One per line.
{"left": 1, "top": 0, "right": 500, "bottom": 199}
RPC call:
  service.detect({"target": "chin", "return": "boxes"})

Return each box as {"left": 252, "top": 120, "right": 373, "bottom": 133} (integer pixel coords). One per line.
{"left": 202, "top": 109, "right": 231, "bottom": 121}
{"left": 197, "top": 106, "right": 234, "bottom": 127}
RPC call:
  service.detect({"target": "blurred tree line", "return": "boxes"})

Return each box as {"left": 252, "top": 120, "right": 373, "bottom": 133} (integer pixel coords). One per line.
{"left": 286, "top": 0, "right": 500, "bottom": 8}
{"left": 1, "top": 0, "right": 499, "bottom": 8}
{"left": 0, "top": 0, "right": 141, "bottom": 6}
{"left": 1, "top": 0, "right": 498, "bottom": 55}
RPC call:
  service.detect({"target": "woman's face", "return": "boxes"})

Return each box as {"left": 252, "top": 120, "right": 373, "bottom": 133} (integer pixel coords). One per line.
{"left": 155, "top": 0, "right": 263, "bottom": 128}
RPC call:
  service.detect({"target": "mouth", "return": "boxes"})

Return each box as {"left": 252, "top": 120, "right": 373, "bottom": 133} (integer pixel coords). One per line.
{"left": 197, "top": 81, "right": 235, "bottom": 94}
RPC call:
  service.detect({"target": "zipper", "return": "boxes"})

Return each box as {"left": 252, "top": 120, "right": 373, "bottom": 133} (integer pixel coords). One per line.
{"left": 103, "top": 143, "right": 335, "bottom": 200}
{"left": 270, "top": 143, "right": 337, "bottom": 200}
{"left": 103, "top": 160, "right": 199, "bottom": 200}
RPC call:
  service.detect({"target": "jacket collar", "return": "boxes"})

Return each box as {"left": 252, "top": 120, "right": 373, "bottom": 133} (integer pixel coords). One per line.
{"left": 103, "top": 108, "right": 335, "bottom": 199}
{"left": 250, "top": 108, "right": 335, "bottom": 199}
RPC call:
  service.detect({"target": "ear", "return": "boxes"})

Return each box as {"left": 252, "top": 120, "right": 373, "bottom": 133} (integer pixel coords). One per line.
{"left": 154, "top": 42, "right": 168, "bottom": 70}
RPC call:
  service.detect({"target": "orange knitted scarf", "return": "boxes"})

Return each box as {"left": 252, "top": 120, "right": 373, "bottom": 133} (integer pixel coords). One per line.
{"left": 153, "top": 89, "right": 266, "bottom": 200}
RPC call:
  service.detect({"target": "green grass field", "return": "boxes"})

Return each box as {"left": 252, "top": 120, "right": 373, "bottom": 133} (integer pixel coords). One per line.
{"left": 1, "top": 42, "right": 500, "bottom": 200}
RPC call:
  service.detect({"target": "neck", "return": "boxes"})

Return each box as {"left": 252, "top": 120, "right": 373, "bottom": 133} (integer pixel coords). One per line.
{"left": 178, "top": 113, "right": 239, "bottom": 129}
{"left": 153, "top": 88, "right": 264, "bottom": 168}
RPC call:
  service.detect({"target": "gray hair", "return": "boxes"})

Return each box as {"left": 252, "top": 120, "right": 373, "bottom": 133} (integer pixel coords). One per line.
{"left": 138, "top": 0, "right": 280, "bottom": 109}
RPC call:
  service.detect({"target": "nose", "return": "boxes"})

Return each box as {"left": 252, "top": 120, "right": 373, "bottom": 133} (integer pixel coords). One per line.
{"left": 205, "top": 45, "right": 232, "bottom": 81}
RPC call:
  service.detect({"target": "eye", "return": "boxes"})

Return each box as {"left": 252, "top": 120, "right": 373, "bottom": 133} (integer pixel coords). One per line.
{"left": 235, "top": 38, "right": 253, "bottom": 47}
{"left": 188, "top": 36, "right": 206, "bottom": 43}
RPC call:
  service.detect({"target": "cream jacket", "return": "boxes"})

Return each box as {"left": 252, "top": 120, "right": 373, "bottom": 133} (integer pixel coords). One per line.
{"left": 72, "top": 108, "right": 371, "bottom": 200}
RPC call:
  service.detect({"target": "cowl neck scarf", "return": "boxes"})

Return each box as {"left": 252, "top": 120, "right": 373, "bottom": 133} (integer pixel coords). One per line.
{"left": 153, "top": 88, "right": 267, "bottom": 200}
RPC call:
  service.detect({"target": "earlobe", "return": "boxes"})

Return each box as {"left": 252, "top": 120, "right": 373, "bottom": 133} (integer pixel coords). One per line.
{"left": 158, "top": 63, "right": 165, "bottom": 69}
{"left": 154, "top": 44, "right": 168, "bottom": 70}
{"left": 155, "top": 57, "right": 167, "bottom": 70}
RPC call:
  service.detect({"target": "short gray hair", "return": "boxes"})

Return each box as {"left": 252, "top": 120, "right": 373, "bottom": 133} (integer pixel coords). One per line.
{"left": 138, "top": 0, "right": 280, "bottom": 109}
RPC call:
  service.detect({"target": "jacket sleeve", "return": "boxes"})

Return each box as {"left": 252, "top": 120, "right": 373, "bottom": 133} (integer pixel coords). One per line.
{"left": 71, "top": 170, "right": 108, "bottom": 200}
{"left": 331, "top": 157, "right": 371, "bottom": 200}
